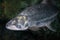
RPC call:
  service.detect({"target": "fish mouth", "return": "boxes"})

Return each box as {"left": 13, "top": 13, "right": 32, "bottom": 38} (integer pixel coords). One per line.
{"left": 6, "top": 25, "right": 28, "bottom": 30}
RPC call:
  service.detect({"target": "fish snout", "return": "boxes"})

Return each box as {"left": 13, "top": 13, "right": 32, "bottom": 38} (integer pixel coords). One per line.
{"left": 6, "top": 16, "right": 29, "bottom": 30}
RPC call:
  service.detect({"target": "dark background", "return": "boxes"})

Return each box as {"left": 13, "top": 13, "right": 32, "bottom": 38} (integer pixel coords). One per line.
{"left": 0, "top": 0, "right": 60, "bottom": 40}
